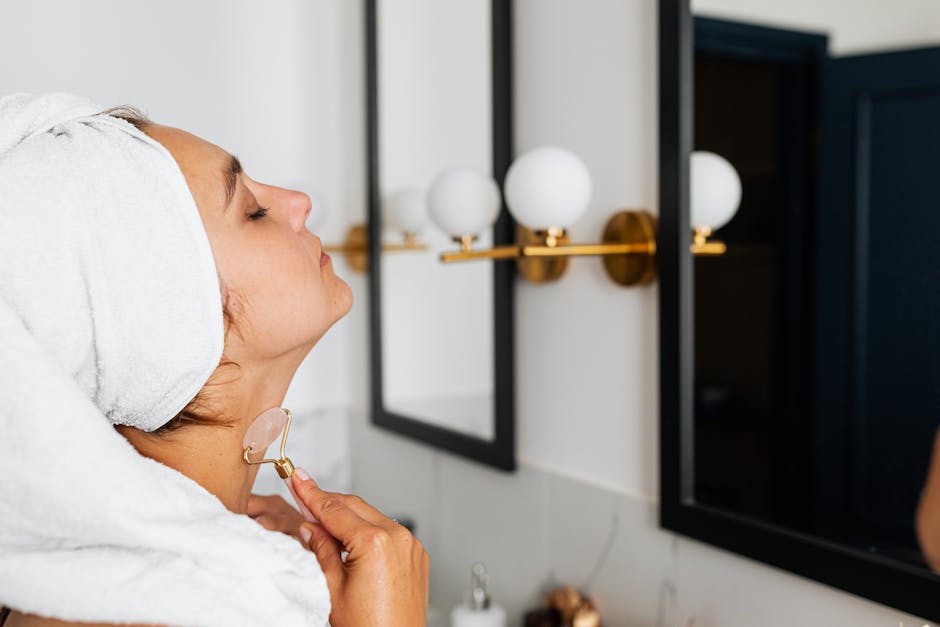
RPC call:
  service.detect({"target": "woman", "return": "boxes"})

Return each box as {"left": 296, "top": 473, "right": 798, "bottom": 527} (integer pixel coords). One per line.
{"left": 0, "top": 94, "right": 427, "bottom": 626}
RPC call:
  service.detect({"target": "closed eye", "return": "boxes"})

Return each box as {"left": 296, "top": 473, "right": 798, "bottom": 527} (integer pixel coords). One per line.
{"left": 248, "top": 206, "right": 269, "bottom": 221}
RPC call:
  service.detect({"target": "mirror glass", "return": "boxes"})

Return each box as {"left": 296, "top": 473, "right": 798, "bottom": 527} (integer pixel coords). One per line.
{"left": 376, "top": 0, "right": 495, "bottom": 440}
{"left": 690, "top": 0, "right": 940, "bottom": 573}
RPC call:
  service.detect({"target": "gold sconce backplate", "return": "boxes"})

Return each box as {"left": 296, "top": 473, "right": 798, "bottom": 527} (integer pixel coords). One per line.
{"left": 339, "top": 224, "right": 369, "bottom": 273}
{"left": 516, "top": 226, "right": 571, "bottom": 283}
{"left": 601, "top": 210, "right": 658, "bottom": 286}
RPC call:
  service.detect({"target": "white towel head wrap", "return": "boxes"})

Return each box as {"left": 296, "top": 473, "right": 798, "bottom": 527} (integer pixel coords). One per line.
{"left": 0, "top": 93, "right": 331, "bottom": 626}
{"left": 0, "top": 92, "right": 224, "bottom": 431}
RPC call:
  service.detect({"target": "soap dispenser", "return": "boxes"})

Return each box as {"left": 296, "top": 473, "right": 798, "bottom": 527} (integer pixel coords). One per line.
{"left": 450, "top": 562, "right": 506, "bottom": 627}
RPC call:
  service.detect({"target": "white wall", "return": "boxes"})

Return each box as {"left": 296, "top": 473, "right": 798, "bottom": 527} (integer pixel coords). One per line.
{"left": 513, "top": 0, "right": 661, "bottom": 497}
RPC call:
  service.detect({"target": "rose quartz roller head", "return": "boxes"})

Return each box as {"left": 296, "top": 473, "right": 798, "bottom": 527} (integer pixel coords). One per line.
{"left": 242, "top": 407, "right": 317, "bottom": 523}
{"left": 243, "top": 408, "right": 287, "bottom": 461}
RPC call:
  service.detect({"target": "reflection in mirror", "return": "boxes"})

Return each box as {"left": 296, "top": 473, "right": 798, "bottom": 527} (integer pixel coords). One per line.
{"left": 690, "top": 0, "right": 940, "bottom": 574}
{"left": 377, "top": 0, "right": 496, "bottom": 440}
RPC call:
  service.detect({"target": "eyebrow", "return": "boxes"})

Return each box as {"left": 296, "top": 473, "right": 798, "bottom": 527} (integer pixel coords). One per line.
{"left": 222, "top": 155, "right": 243, "bottom": 212}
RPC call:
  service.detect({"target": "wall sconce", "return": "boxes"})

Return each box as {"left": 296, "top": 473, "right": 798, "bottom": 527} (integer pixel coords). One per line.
{"left": 324, "top": 188, "right": 429, "bottom": 272}
{"left": 428, "top": 167, "right": 502, "bottom": 253}
{"left": 689, "top": 150, "right": 741, "bottom": 255}
{"left": 432, "top": 147, "right": 741, "bottom": 286}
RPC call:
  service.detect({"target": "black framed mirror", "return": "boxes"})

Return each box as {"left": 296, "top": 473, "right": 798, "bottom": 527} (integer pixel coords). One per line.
{"left": 365, "top": 0, "right": 515, "bottom": 471}
{"left": 660, "top": 0, "right": 940, "bottom": 619}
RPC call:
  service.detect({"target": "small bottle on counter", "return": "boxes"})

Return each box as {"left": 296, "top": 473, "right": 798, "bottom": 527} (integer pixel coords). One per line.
{"left": 450, "top": 562, "right": 506, "bottom": 627}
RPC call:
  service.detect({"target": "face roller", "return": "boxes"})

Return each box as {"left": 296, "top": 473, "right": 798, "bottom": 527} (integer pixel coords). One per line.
{"left": 243, "top": 407, "right": 317, "bottom": 523}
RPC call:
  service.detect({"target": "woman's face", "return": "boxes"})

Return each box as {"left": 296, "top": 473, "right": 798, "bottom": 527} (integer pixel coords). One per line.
{"left": 147, "top": 125, "right": 352, "bottom": 366}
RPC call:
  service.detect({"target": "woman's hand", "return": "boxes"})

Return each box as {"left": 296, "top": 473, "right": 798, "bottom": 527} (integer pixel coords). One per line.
{"left": 291, "top": 468, "right": 429, "bottom": 627}
{"left": 247, "top": 493, "right": 305, "bottom": 541}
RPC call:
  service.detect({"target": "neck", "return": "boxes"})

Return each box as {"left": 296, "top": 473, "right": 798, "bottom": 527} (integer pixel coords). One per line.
{"left": 119, "top": 423, "right": 261, "bottom": 513}
{"left": 118, "top": 355, "right": 302, "bottom": 513}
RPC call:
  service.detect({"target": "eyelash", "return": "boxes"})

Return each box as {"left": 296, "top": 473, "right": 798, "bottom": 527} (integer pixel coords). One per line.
{"left": 247, "top": 206, "right": 269, "bottom": 221}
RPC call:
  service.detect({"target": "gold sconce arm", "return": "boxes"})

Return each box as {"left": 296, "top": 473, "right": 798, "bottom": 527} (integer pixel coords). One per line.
{"left": 690, "top": 226, "right": 726, "bottom": 255}
{"left": 384, "top": 232, "right": 429, "bottom": 252}
{"left": 520, "top": 241, "right": 656, "bottom": 257}
{"left": 324, "top": 224, "right": 428, "bottom": 272}
{"left": 691, "top": 241, "right": 727, "bottom": 255}
{"left": 439, "top": 211, "right": 659, "bottom": 285}
{"left": 438, "top": 210, "right": 727, "bottom": 286}
{"left": 440, "top": 244, "right": 522, "bottom": 263}
{"left": 439, "top": 240, "right": 655, "bottom": 262}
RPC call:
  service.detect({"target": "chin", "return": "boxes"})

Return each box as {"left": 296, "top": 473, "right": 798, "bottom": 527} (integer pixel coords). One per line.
{"left": 298, "top": 283, "right": 354, "bottom": 350}
{"left": 332, "top": 276, "right": 354, "bottom": 318}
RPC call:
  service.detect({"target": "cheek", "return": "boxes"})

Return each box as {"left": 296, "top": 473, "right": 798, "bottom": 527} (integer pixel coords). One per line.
{"left": 217, "top": 234, "right": 332, "bottom": 354}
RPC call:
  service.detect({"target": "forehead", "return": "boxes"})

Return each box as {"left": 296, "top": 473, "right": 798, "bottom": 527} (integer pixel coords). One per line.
{"left": 145, "top": 125, "right": 232, "bottom": 215}
{"left": 147, "top": 124, "right": 228, "bottom": 168}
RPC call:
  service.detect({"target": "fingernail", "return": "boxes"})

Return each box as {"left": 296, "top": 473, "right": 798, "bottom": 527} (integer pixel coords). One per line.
{"left": 294, "top": 467, "right": 311, "bottom": 482}
{"left": 299, "top": 525, "right": 312, "bottom": 544}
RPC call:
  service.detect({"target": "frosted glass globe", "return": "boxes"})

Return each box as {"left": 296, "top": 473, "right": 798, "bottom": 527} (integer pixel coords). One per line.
{"left": 428, "top": 168, "right": 501, "bottom": 237}
{"left": 383, "top": 188, "right": 427, "bottom": 234}
{"left": 504, "top": 146, "right": 592, "bottom": 231}
{"left": 691, "top": 151, "right": 741, "bottom": 231}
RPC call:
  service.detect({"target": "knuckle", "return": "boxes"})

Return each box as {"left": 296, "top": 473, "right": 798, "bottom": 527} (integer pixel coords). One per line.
{"left": 366, "top": 528, "right": 392, "bottom": 550}
{"left": 393, "top": 525, "right": 414, "bottom": 544}
{"left": 343, "top": 494, "right": 367, "bottom": 508}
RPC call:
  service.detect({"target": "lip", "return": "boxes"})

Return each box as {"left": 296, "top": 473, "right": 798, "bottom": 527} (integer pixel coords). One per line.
{"left": 320, "top": 250, "right": 331, "bottom": 267}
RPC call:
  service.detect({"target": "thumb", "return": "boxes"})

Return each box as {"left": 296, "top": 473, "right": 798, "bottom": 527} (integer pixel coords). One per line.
{"left": 301, "top": 523, "right": 345, "bottom": 582}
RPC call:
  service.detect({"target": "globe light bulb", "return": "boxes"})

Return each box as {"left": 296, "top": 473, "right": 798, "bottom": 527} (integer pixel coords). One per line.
{"left": 503, "top": 146, "right": 592, "bottom": 231}
{"left": 427, "top": 167, "right": 501, "bottom": 238}
{"left": 690, "top": 151, "right": 741, "bottom": 231}
{"left": 383, "top": 188, "right": 427, "bottom": 235}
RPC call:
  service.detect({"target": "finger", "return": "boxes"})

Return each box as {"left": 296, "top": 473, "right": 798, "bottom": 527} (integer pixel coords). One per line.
{"left": 246, "top": 494, "right": 279, "bottom": 517}
{"left": 246, "top": 495, "right": 267, "bottom": 518}
{"left": 253, "top": 514, "right": 280, "bottom": 532}
{"left": 291, "top": 470, "right": 378, "bottom": 545}
{"left": 338, "top": 493, "right": 391, "bottom": 527}
{"left": 294, "top": 468, "right": 398, "bottom": 528}
{"left": 289, "top": 470, "right": 389, "bottom": 527}
{"left": 302, "top": 523, "right": 344, "bottom": 581}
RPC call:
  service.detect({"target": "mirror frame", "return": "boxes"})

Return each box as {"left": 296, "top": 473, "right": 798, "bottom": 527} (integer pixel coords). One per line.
{"left": 658, "top": 0, "right": 940, "bottom": 619}
{"left": 365, "top": 0, "right": 516, "bottom": 471}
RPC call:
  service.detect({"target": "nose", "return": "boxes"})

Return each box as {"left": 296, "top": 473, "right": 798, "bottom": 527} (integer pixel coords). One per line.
{"left": 288, "top": 191, "right": 312, "bottom": 233}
